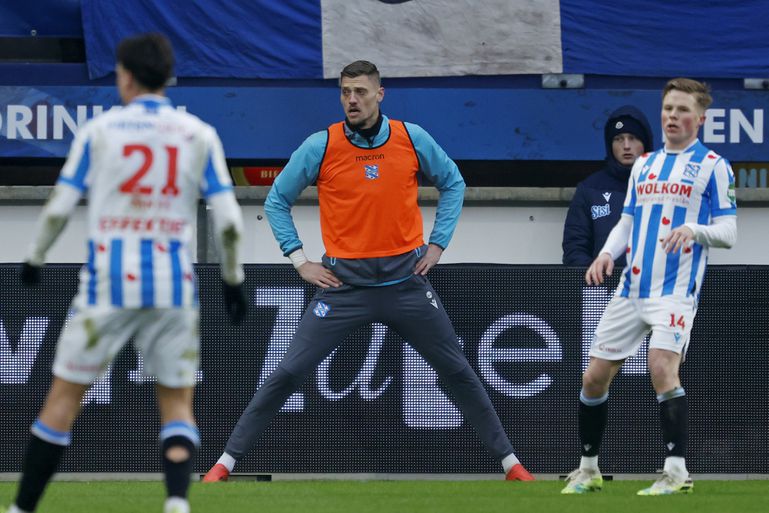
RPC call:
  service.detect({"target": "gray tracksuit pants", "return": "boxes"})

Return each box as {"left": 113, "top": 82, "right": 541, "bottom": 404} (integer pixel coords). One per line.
{"left": 224, "top": 274, "right": 515, "bottom": 462}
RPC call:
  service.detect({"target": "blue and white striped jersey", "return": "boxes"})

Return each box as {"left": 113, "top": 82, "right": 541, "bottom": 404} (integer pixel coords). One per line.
{"left": 618, "top": 139, "right": 736, "bottom": 299}
{"left": 55, "top": 95, "right": 236, "bottom": 309}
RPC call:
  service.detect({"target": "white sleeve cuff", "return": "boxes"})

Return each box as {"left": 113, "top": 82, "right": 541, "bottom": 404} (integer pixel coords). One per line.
{"left": 685, "top": 215, "right": 737, "bottom": 249}
{"left": 288, "top": 248, "right": 308, "bottom": 269}
{"left": 599, "top": 214, "right": 633, "bottom": 260}
{"left": 207, "top": 192, "right": 245, "bottom": 285}
{"left": 26, "top": 184, "right": 81, "bottom": 265}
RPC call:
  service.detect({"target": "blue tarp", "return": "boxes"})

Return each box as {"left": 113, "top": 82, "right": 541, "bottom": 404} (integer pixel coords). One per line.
{"left": 81, "top": 0, "right": 322, "bottom": 79}
{"left": 561, "top": 0, "right": 769, "bottom": 78}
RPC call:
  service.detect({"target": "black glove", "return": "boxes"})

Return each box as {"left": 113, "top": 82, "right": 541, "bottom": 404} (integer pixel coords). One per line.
{"left": 222, "top": 279, "right": 247, "bottom": 325}
{"left": 20, "top": 262, "right": 42, "bottom": 287}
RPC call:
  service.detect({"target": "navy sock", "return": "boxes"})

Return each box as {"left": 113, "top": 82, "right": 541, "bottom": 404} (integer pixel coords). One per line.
{"left": 658, "top": 389, "right": 688, "bottom": 458}
{"left": 578, "top": 390, "right": 609, "bottom": 457}
{"left": 16, "top": 433, "right": 68, "bottom": 512}
{"left": 161, "top": 422, "right": 199, "bottom": 499}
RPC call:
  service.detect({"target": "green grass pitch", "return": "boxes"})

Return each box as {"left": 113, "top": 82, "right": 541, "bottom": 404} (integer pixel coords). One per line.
{"left": 2, "top": 480, "right": 768, "bottom": 513}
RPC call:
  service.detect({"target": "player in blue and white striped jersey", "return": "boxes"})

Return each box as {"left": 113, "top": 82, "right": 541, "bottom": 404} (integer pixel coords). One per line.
{"left": 7, "top": 34, "right": 245, "bottom": 513}
{"left": 563, "top": 78, "right": 737, "bottom": 496}
{"left": 613, "top": 136, "right": 736, "bottom": 300}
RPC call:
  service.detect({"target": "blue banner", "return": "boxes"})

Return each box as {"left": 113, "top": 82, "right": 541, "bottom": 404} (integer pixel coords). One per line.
{"left": 1, "top": 85, "right": 767, "bottom": 161}
{"left": 561, "top": 0, "right": 769, "bottom": 78}
{"left": 81, "top": 0, "right": 322, "bottom": 79}
{"left": 79, "top": 0, "right": 769, "bottom": 79}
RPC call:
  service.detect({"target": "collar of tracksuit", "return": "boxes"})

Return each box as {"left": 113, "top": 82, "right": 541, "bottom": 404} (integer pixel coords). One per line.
{"left": 344, "top": 112, "right": 384, "bottom": 146}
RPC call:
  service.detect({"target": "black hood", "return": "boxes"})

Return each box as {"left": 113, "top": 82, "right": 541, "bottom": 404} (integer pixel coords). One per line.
{"left": 603, "top": 105, "right": 654, "bottom": 165}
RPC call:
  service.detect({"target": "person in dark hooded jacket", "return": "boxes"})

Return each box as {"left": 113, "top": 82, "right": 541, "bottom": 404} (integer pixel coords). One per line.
{"left": 562, "top": 105, "right": 654, "bottom": 266}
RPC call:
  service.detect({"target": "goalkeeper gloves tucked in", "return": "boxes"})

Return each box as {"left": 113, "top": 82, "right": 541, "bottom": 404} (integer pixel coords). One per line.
{"left": 20, "top": 262, "right": 42, "bottom": 287}
{"left": 222, "top": 279, "right": 247, "bottom": 325}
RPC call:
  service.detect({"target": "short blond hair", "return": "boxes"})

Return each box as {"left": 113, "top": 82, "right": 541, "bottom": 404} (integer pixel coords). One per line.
{"left": 663, "top": 78, "right": 712, "bottom": 111}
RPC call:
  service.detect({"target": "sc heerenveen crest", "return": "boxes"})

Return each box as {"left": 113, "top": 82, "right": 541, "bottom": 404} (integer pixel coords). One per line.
{"left": 364, "top": 164, "right": 379, "bottom": 180}
{"left": 683, "top": 162, "right": 701, "bottom": 179}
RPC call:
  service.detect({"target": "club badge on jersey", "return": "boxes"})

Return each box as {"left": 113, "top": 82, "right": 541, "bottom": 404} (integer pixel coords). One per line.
{"left": 364, "top": 164, "right": 380, "bottom": 180}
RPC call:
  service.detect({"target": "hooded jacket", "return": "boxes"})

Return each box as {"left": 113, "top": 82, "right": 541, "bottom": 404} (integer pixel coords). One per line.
{"left": 562, "top": 105, "right": 654, "bottom": 266}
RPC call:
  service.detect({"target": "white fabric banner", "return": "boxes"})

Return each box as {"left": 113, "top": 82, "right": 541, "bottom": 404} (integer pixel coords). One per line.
{"left": 321, "top": 0, "right": 562, "bottom": 78}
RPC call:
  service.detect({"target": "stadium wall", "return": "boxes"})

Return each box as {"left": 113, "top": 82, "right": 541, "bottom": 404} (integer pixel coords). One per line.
{"left": 0, "top": 187, "right": 766, "bottom": 265}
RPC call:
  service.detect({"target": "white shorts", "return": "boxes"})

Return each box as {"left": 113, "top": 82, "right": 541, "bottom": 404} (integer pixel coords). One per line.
{"left": 590, "top": 296, "right": 697, "bottom": 361}
{"left": 53, "top": 306, "right": 200, "bottom": 388}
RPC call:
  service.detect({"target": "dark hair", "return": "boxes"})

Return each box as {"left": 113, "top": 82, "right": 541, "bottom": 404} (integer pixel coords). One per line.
{"left": 116, "top": 33, "right": 174, "bottom": 91}
{"left": 663, "top": 78, "right": 712, "bottom": 111}
{"left": 340, "top": 60, "right": 380, "bottom": 84}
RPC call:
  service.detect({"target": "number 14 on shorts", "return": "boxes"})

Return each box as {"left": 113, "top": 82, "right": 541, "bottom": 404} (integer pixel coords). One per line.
{"left": 669, "top": 314, "right": 685, "bottom": 329}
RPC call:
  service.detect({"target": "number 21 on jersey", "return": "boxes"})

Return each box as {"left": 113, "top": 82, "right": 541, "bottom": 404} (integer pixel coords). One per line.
{"left": 119, "top": 144, "right": 179, "bottom": 196}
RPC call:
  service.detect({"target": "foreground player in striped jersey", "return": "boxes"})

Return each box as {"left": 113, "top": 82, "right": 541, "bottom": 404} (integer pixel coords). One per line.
{"left": 562, "top": 78, "right": 737, "bottom": 496}
{"left": 3, "top": 34, "right": 245, "bottom": 513}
